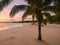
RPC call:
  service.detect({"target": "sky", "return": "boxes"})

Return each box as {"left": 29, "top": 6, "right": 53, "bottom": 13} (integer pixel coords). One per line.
{"left": 0, "top": 0, "right": 55, "bottom": 22}
{"left": 0, "top": 0, "right": 28, "bottom": 22}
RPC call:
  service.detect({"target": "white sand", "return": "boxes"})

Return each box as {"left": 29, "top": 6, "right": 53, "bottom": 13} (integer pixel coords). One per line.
{"left": 0, "top": 24, "right": 60, "bottom": 45}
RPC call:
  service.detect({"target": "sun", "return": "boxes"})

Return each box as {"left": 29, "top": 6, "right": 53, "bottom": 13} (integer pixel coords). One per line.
{"left": 0, "top": 15, "right": 7, "bottom": 22}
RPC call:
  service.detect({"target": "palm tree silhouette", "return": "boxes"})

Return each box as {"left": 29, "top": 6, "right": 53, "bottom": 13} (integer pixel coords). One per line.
{"left": 0, "top": 0, "right": 60, "bottom": 40}
{"left": 10, "top": 0, "right": 53, "bottom": 40}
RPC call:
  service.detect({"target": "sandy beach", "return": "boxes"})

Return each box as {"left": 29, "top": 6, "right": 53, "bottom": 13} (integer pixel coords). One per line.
{"left": 0, "top": 24, "right": 60, "bottom": 45}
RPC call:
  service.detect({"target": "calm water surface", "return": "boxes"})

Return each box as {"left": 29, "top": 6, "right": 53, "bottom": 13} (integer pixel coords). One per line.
{"left": 0, "top": 23, "right": 23, "bottom": 31}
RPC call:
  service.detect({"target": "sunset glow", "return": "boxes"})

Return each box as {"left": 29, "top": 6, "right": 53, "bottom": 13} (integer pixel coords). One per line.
{"left": 0, "top": 15, "right": 8, "bottom": 22}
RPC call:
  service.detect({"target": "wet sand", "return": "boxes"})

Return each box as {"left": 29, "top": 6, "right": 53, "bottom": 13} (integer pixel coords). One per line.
{"left": 0, "top": 24, "right": 60, "bottom": 45}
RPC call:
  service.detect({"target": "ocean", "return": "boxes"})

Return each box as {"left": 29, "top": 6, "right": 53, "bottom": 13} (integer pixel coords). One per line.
{"left": 0, "top": 23, "right": 23, "bottom": 31}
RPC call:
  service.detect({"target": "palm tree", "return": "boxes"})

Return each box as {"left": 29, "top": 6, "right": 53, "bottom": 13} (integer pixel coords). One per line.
{"left": 10, "top": 0, "right": 53, "bottom": 40}
{"left": 0, "top": 0, "right": 60, "bottom": 40}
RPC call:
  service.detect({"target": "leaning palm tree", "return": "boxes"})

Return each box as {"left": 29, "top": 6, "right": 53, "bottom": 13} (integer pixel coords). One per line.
{"left": 10, "top": 0, "right": 54, "bottom": 40}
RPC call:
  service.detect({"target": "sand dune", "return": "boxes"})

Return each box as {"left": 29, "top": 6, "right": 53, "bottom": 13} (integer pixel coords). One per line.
{"left": 0, "top": 24, "right": 60, "bottom": 45}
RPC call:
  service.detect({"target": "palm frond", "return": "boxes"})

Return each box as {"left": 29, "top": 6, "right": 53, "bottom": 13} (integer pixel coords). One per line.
{"left": 57, "top": 0, "right": 60, "bottom": 3}
{"left": 43, "top": 13, "right": 53, "bottom": 23}
{"left": 53, "top": 0, "right": 60, "bottom": 5}
{"left": 43, "top": 13, "right": 51, "bottom": 18}
{"left": 42, "top": 19, "right": 47, "bottom": 25}
{"left": 22, "top": 11, "right": 29, "bottom": 21}
{"left": 0, "top": 0, "right": 12, "bottom": 11}
{"left": 55, "top": 4, "right": 60, "bottom": 13}
{"left": 22, "top": 6, "right": 34, "bottom": 21}
{"left": 42, "top": 0, "right": 52, "bottom": 6}
{"left": 10, "top": 5, "right": 29, "bottom": 17}
{"left": 42, "top": 6, "right": 55, "bottom": 12}
{"left": 25, "top": 0, "right": 43, "bottom": 8}
{"left": 0, "top": 1, "right": 2, "bottom": 11}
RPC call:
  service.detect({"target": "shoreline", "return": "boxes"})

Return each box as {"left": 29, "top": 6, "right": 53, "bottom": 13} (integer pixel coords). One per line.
{"left": 0, "top": 23, "right": 32, "bottom": 32}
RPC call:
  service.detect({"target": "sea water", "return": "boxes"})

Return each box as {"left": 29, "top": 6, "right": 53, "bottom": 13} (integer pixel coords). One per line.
{"left": 0, "top": 23, "right": 23, "bottom": 31}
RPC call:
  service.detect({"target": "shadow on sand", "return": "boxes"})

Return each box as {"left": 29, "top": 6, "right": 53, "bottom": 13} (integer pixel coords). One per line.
{"left": 35, "top": 39, "right": 50, "bottom": 45}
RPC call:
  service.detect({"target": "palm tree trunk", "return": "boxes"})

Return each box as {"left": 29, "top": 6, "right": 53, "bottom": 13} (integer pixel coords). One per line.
{"left": 32, "top": 14, "right": 34, "bottom": 21}
{"left": 38, "top": 22, "right": 42, "bottom": 40}
{"left": 36, "top": 10, "right": 42, "bottom": 40}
